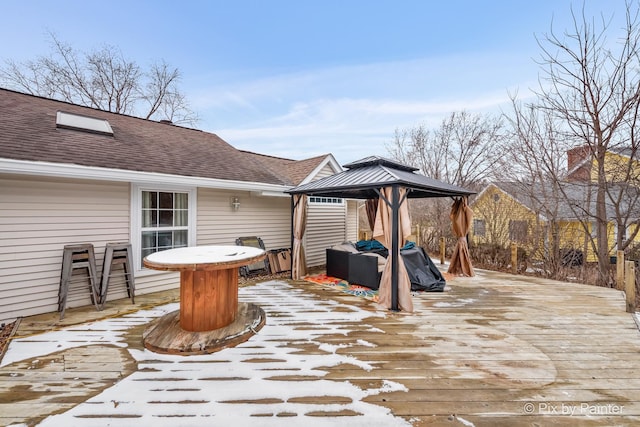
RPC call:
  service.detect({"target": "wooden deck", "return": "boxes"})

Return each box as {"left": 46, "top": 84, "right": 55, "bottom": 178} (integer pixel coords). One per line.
{"left": 1, "top": 268, "right": 640, "bottom": 426}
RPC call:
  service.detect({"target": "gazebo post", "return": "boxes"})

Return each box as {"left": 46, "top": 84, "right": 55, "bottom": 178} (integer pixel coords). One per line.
{"left": 289, "top": 195, "right": 294, "bottom": 280}
{"left": 391, "top": 185, "right": 399, "bottom": 311}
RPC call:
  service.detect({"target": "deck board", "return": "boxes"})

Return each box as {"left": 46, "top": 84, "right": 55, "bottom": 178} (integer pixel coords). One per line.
{"left": 1, "top": 267, "right": 640, "bottom": 426}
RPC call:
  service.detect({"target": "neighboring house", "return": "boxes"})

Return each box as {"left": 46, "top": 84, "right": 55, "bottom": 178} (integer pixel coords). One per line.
{"left": 471, "top": 180, "right": 640, "bottom": 263}
{"left": 470, "top": 182, "right": 540, "bottom": 250}
{"left": 0, "top": 88, "right": 358, "bottom": 322}
{"left": 471, "top": 181, "right": 582, "bottom": 261}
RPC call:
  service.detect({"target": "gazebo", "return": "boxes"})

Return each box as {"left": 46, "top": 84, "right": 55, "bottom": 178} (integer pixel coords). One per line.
{"left": 286, "top": 156, "right": 475, "bottom": 312}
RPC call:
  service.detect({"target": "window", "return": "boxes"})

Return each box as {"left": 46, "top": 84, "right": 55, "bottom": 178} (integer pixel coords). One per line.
{"left": 473, "top": 219, "right": 486, "bottom": 237}
{"left": 140, "top": 190, "right": 189, "bottom": 262}
{"left": 309, "top": 196, "right": 343, "bottom": 204}
{"left": 509, "top": 220, "right": 528, "bottom": 243}
{"left": 132, "top": 185, "right": 196, "bottom": 269}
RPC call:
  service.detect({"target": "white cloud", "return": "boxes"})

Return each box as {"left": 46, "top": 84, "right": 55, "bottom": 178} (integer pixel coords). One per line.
{"left": 192, "top": 52, "right": 540, "bottom": 162}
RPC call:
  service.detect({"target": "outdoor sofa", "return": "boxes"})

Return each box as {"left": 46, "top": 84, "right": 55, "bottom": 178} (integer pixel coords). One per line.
{"left": 326, "top": 242, "right": 386, "bottom": 290}
{"left": 326, "top": 241, "right": 446, "bottom": 292}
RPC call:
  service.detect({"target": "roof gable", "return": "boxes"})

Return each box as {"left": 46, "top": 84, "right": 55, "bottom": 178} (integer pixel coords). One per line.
{"left": 241, "top": 151, "right": 340, "bottom": 186}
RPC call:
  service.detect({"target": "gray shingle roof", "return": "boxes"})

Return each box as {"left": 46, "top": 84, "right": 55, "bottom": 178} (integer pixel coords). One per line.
{"left": 241, "top": 151, "right": 330, "bottom": 186}
{"left": 0, "top": 88, "right": 288, "bottom": 185}
{"left": 488, "top": 181, "right": 640, "bottom": 220}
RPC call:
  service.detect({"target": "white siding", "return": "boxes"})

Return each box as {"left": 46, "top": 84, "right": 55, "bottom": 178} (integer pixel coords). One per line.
{"left": 0, "top": 166, "right": 352, "bottom": 321}
{"left": 305, "top": 202, "right": 347, "bottom": 267}
{"left": 136, "top": 188, "right": 292, "bottom": 306}
{"left": 300, "top": 162, "right": 353, "bottom": 267}
{"left": 131, "top": 189, "right": 292, "bottom": 306}
{"left": 0, "top": 175, "right": 135, "bottom": 321}
{"left": 197, "top": 188, "right": 291, "bottom": 250}
{"left": 303, "top": 200, "right": 359, "bottom": 267}
{"left": 0, "top": 177, "right": 297, "bottom": 323}
{"left": 346, "top": 200, "right": 359, "bottom": 242}
{"left": 315, "top": 163, "right": 338, "bottom": 179}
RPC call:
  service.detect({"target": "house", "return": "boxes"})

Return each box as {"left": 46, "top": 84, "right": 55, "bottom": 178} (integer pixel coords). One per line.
{"left": 470, "top": 181, "right": 582, "bottom": 261}
{"left": 471, "top": 180, "right": 640, "bottom": 264}
{"left": 470, "top": 182, "right": 540, "bottom": 250}
{"left": 471, "top": 145, "right": 640, "bottom": 264}
{"left": 0, "top": 88, "right": 359, "bottom": 322}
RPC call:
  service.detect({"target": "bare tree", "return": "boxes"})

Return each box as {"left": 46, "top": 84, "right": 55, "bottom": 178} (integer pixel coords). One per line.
{"left": 0, "top": 33, "right": 197, "bottom": 125}
{"left": 533, "top": 1, "right": 640, "bottom": 285}
{"left": 387, "top": 110, "right": 505, "bottom": 252}
{"left": 501, "top": 99, "right": 567, "bottom": 276}
{"left": 388, "top": 111, "right": 505, "bottom": 189}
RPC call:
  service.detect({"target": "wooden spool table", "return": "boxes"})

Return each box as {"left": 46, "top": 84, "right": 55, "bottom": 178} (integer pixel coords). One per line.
{"left": 142, "top": 245, "right": 267, "bottom": 355}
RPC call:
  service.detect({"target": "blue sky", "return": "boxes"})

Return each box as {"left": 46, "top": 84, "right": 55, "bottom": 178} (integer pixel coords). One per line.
{"left": 0, "top": 1, "right": 630, "bottom": 164}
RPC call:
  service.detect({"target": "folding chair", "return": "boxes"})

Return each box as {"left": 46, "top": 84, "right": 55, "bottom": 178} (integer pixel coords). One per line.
{"left": 235, "top": 236, "right": 270, "bottom": 277}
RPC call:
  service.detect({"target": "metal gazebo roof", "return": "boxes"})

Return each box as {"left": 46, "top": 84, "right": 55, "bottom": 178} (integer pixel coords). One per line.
{"left": 285, "top": 156, "right": 475, "bottom": 199}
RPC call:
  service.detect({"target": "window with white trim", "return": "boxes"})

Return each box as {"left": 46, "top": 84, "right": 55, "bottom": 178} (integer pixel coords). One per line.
{"left": 132, "top": 186, "right": 196, "bottom": 269}
{"left": 309, "top": 196, "right": 343, "bottom": 204}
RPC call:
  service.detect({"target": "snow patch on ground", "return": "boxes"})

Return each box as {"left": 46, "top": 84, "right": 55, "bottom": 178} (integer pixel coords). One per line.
{"left": 5, "top": 281, "right": 411, "bottom": 427}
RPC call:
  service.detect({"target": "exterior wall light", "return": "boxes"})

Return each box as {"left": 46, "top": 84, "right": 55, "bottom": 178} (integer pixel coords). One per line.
{"left": 231, "top": 196, "right": 240, "bottom": 211}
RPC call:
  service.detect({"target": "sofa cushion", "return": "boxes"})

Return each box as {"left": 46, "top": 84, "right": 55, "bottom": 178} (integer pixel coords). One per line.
{"left": 330, "top": 242, "right": 359, "bottom": 253}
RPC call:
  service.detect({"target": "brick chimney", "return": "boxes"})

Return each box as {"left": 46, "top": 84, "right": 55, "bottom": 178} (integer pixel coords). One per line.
{"left": 566, "top": 145, "right": 591, "bottom": 181}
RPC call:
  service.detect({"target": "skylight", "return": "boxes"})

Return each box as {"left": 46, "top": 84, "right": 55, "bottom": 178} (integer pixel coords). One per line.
{"left": 56, "top": 111, "right": 114, "bottom": 136}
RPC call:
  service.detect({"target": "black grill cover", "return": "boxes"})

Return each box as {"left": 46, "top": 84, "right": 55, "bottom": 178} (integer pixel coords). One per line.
{"left": 401, "top": 247, "right": 446, "bottom": 292}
